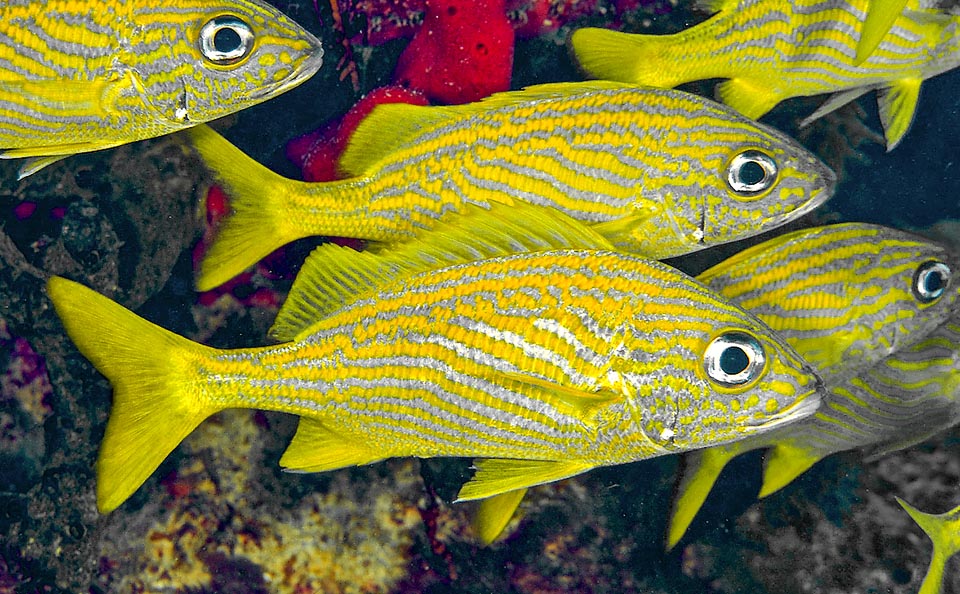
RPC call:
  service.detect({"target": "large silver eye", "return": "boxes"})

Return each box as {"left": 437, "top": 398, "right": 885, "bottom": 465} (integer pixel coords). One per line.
{"left": 704, "top": 331, "right": 766, "bottom": 387}
{"left": 726, "top": 150, "right": 779, "bottom": 196}
{"left": 913, "top": 260, "right": 951, "bottom": 303}
{"left": 199, "top": 16, "right": 255, "bottom": 65}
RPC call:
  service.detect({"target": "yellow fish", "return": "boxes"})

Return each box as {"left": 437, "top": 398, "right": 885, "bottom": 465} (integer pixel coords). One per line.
{"left": 897, "top": 497, "right": 960, "bottom": 594}
{"left": 47, "top": 208, "right": 823, "bottom": 514}
{"left": 571, "top": 0, "right": 960, "bottom": 149}
{"left": 187, "top": 81, "right": 834, "bottom": 291}
{"left": 0, "top": 0, "right": 324, "bottom": 178}
{"left": 666, "top": 223, "right": 960, "bottom": 550}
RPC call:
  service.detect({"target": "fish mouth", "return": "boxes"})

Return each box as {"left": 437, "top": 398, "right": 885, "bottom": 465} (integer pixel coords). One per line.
{"left": 250, "top": 40, "right": 324, "bottom": 100}
{"left": 746, "top": 372, "right": 825, "bottom": 433}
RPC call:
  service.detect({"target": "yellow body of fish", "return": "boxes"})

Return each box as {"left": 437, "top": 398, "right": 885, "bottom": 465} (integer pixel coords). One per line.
{"left": 665, "top": 223, "right": 960, "bottom": 550}
{"left": 47, "top": 210, "right": 824, "bottom": 514}
{"left": 0, "top": 0, "right": 323, "bottom": 178}
{"left": 187, "top": 81, "right": 834, "bottom": 291}
{"left": 571, "top": 0, "right": 960, "bottom": 149}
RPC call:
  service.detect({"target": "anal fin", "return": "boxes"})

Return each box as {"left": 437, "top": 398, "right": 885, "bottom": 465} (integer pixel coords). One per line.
{"left": 279, "top": 417, "right": 385, "bottom": 473}
{"left": 457, "top": 458, "right": 594, "bottom": 501}
{"left": 472, "top": 488, "right": 528, "bottom": 545}
{"left": 877, "top": 78, "right": 922, "bottom": 151}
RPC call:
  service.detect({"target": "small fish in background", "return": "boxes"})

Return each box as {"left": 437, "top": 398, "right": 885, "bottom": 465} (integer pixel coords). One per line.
{"left": 897, "top": 497, "right": 960, "bottom": 594}
{"left": 665, "top": 223, "right": 960, "bottom": 550}
{"left": 187, "top": 81, "right": 834, "bottom": 291}
{"left": 570, "top": 0, "right": 960, "bottom": 150}
{"left": 45, "top": 206, "right": 824, "bottom": 514}
{"left": 0, "top": 0, "right": 324, "bottom": 179}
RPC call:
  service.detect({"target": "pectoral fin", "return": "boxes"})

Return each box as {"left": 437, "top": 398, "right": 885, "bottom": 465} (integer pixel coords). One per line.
{"left": 715, "top": 79, "right": 781, "bottom": 120}
{"left": 457, "top": 458, "right": 594, "bottom": 501}
{"left": 854, "top": 0, "right": 909, "bottom": 65}
{"left": 877, "top": 78, "right": 922, "bottom": 151}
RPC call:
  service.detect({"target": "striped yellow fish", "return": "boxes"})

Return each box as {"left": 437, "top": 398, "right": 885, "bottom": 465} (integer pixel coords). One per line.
{"left": 897, "top": 497, "right": 960, "bottom": 594}
{"left": 187, "top": 81, "right": 835, "bottom": 291}
{"left": 47, "top": 212, "right": 823, "bottom": 513}
{"left": 666, "top": 223, "right": 960, "bottom": 549}
{"left": 0, "top": 0, "right": 323, "bottom": 178}
{"left": 570, "top": 0, "right": 960, "bottom": 150}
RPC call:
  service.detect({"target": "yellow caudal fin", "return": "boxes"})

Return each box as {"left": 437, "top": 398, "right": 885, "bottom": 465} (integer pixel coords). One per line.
{"left": 757, "top": 441, "right": 821, "bottom": 498}
{"left": 877, "top": 78, "right": 922, "bottom": 151}
{"left": 570, "top": 27, "right": 677, "bottom": 86}
{"left": 186, "top": 124, "right": 312, "bottom": 292}
{"left": 854, "top": 0, "right": 909, "bottom": 65}
{"left": 46, "top": 277, "right": 221, "bottom": 513}
{"left": 667, "top": 446, "right": 741, "bottom": 550}
{"left": 897, "top": 497, "right": 960, "bottom": 594}
{"left": 472, "top": 488, "right": 528, "bottom": 545}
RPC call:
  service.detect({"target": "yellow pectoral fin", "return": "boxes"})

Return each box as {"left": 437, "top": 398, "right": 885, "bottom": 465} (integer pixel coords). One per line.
{"left": 667, "top": 445, "right": 743, "bottom": 551}
{"left": 877, "top": 78, "right": 922, "bottom": 151}
{"left": 715, "top": 79, "right": 781, "bottom": 120}
{"left": 496, "top": 370, "right": 620, "bottom": 421}
{"left": 279, "top": 418, "right": 386, "bottom": 473}
{"left": 854, "top": 0, "right": 909, "bottom": 65}
{"left": 757, "top": 441, "right": 822, "bottom": 498}
{"left": 472, "top": 488, "right": 529, "bottom": 545}
{"left": 457, "top": 458, "right": 594, "bottom": 501}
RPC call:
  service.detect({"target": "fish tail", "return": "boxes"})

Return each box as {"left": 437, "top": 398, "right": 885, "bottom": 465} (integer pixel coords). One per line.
{"left": 47, "top": 276, "right": 222, "bottom": 513}
{"left": 666, "top": 447, "right": 738, "bottom": 550}
{"left": 187, "top": 124, "right": 306, "bottom": 292}
{"left": 896, "top": 497, "right": 960, "bottom": 594}
{"left": 570, "top": 27, "right": 677, "bottom": 86}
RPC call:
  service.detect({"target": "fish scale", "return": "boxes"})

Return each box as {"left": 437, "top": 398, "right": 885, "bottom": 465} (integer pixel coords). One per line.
{"left": 665, "top": 223, "right": 960, "bottom": 550}
{"left": 46, "top": 241, "right": 823, "bottom": 513}
{"left": 0, "top": 0, "right": 323, "bottom": 175}
{"left": 571, "top": 0, "right": 960, "bottom": 149}
{"left": 187, "top": 81, "right": 834, "bottom": 291}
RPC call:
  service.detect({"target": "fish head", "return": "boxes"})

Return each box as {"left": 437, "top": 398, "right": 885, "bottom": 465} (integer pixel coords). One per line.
{"left": 130, "top": 0, "right": 323, "bottom": 125}
{"left": 699, "top": 223, "right": 960, "bottom": 384}
{"left": 695, "top": 120, "right": 836, "bottom": 251}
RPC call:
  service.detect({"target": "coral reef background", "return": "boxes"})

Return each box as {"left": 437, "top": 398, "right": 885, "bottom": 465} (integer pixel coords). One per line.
{"left": 1, "top": 1, "right": 959, "bottom": 592}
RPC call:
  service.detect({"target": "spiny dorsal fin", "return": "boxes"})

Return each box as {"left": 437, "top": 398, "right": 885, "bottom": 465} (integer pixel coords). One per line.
{"left": 339, "top": 81, "right": 636, "bottom": 177}
{"left": 269, "top": 202, "right": 614, "bottom": 342}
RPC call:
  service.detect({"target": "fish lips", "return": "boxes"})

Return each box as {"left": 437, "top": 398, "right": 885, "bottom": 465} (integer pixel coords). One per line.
{"left": 249, "top": 33, "right": 324, "bottom": 101}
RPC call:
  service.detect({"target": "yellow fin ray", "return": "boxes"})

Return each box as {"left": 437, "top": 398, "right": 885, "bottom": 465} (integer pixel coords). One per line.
{"left": 896, "top": 497, "right": 960, "bottom": 594}
{"left": 341, "top": 81, "right": 634, "bottom": 177}
{"left": 46, "top": 277, "right": 220, "bottom": 513}
{"left": 757, "top": 441, "right": 822, "bottom": 498}
{"left": 854, "top": 0, "right": 909, "bottom": 65}
{"left": 667, "top": 446, "right": 742, "bottom": 550}
{"left": 269, "top": 202, "right": 613, "bottom": 341}
{"left": 279, "top": 418, "right": 385, "bottom": 472}
{"left": 457, "top": 459, "right": 594, "bottom": 501}
{"left": 187, "top": 124, "right": 312, "bottom": 292}
{"left": 877, "top": 78, "right": 922, "bottom": 151}
{"left": 472, "top": 488, "right": 528, "bottom": 545}
{"left": 715, "top": 78, "right": 781, "bottom": 120}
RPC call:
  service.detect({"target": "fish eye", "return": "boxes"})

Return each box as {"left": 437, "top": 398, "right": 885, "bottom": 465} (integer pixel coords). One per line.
{"left": 198, "top": 16, "right": 255, "bottom": 65}
{"left": 703, "top": 331, "right": 766, "bottom": 388}
{"left": 726, "top": 150, "right": 779, "bottom": 196}
{"left": 912, "top": 260, "right": 951, "bottom": 303}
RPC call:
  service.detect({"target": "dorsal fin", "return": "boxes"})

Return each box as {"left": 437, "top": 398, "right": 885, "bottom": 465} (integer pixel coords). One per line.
{"left": 269, "top": 202, "right": 614, "bottom": 341}
{"left": 339, "top": 81, "right": 635, "bottom": 177}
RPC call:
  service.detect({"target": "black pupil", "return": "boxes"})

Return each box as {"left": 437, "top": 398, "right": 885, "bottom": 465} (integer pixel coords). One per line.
{"left": 738, "top": 160, "right": 767, "bottom": 186}
{"left": 719, "top": 345, "right": 750, "bottom": 376}
{"left": 213, "top": 26, "right": 243, "bottom": 53}
{"left": 923, "top": 269, "right": 945, "bottom": 294}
